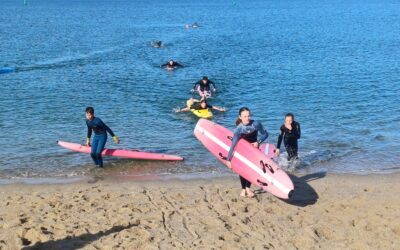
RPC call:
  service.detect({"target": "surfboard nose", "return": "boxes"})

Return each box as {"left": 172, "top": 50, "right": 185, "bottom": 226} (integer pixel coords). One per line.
{"left": 288, "top": 190, "right": 294, "bottom": 199}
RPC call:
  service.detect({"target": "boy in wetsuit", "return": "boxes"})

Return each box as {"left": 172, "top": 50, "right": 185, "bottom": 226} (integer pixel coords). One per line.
{"left": 276, "top": 113, "right": 301, "bottom": 161}
{"left": 85, "top": 107, "right": 120, "bottom": 168}
{"left": 191, "top": 76, "right": 217, "bottom": 98}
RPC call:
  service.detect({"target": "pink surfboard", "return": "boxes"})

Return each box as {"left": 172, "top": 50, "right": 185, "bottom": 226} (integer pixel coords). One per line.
{"left": 58, "top": 141, "right": 183, "bottom": 161}
{"left": 194, "top": 119, "right": 294, "bottom": 199}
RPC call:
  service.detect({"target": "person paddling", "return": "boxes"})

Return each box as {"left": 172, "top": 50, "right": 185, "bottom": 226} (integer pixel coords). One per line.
{"left": 176, "top": 97, "right": 225, "bottom": 113}
{"left": 160, "top": 59, "right": 184, "bottom": 70}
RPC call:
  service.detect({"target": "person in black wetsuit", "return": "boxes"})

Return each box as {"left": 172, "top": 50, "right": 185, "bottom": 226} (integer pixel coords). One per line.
{"left": 191, "top": 76, "right": 217, "bottom": 98}
{"left": 85, "top": 107, "right": 120, "bottom": 168}
{"left": 151, "top": 40, "right": 163, "bottom": 48}
{"left": 160, "top": 59, "right": 184, "bottom": 70}
{"left": 275, "top": 113, "right": 301, "bottom": 161}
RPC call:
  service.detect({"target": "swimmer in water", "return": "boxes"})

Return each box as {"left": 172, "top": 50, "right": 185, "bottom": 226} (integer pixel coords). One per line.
{"left": 151, "top": 40, "right": 163, "bottom": 48}
{"left": 176, "top": 97, "right": 225, "bottom": 113}
{"left": 161, "top": 59, "right": 184, "bottom": 70}
{"left": 191, "top": 76, "right": 217, "bottom": 98}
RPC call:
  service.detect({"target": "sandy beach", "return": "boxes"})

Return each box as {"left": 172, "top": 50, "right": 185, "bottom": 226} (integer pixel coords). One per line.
{"left": 0, "top": 172, "right": 399, "bottom": 249}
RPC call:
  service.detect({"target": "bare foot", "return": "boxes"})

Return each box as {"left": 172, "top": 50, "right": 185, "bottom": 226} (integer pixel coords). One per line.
{"left": 240, "top": 190, "right": 246, "bottom": 197}
{"left": 246, "top": 189, "right": 255, "bottom": 198}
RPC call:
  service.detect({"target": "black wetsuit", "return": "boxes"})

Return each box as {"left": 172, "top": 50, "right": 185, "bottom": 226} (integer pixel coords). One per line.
{"left": 161, "top": 62, "right": 183, "bottom": 68}
{"left": 276, "top": 121, "right": 301, "bottom": 161}
{"left": 192, "top": 80, "right": 216, "bottom": 92}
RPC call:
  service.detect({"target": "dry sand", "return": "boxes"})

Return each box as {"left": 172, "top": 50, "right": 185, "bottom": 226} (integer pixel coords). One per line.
{"left": 0, "top": 172, "right": 399, "bottom": 249}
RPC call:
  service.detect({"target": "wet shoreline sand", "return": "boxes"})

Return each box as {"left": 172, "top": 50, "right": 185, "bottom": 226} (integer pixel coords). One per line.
{"left": 0, "top": 172, "right": 399, "bottom": 249}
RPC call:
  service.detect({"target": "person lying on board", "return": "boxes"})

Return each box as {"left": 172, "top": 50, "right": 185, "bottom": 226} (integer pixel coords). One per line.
{"left": 191, "top": 76, "right": 217, "bottom": 98}
{"left": 275, "top": 113, "right": 301, "bottom": 161}
{"left": 151, "top": 40, "right": 163, "bottom": 48}
{"left": 176, "top": 97, "right": 225, "bottom": 112}
{"left": 225, "top": 107, "right": 269, "bottom": 198}
{"left": 85, "top": 106, "right": 120, "bottom": 168}
{"left": 160, "top": 59, "right": 184, "bottom": 70}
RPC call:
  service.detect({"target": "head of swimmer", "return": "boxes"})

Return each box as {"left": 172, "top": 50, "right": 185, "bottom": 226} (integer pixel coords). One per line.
{"left": 202, "top": 76, "right": 208, "bottom": 84}
{"left": 200, "top": 97, "right": 208, "bottom": 109}
{"left": 236, "top": 107, "right": 251, "bottom": 126}
{"left": 85, "top": 106, "right": 94, "bottom": 121}
{"left": 285, "top": 113, "right": 294, "bottom": 125}
{"left": 168, "top": 59, "right": 174, "bottom": 65}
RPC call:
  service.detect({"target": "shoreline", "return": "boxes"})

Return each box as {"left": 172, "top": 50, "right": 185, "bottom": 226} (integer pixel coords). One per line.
{"left": 1, "top": 172, "right": 399, "bottom": 249}
{"left": 1, "top": 167, "right": 400, "bottom": 186}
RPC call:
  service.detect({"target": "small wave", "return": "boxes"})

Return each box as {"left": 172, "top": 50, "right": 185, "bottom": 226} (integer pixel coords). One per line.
{"left": 13, "top": 44, "right": 132, "bottom": 73}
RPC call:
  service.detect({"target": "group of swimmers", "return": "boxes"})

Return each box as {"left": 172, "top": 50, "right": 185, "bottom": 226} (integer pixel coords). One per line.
{"left": 84, "top": 104, "right": 301, "bottom": 197}
{"left": 84, "top": 23, "right": 301, "bottom": 198}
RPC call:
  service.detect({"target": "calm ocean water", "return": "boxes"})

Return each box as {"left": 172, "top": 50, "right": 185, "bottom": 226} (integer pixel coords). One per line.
{"left": 1, "top": 0, "right": 399, "bottom": 181}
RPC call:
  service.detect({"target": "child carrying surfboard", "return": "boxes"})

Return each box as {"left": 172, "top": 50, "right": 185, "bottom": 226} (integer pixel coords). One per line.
{"left": 225, "top": 107, "right": 269, "bottom": 198}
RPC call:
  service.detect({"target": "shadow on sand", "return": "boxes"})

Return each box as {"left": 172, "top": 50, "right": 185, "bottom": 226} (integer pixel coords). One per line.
{"left": 22, "top": 221, "right": 140, "bottom": 250}
{"left": 254, "top": 171, "right": 326, "bottom": 207}
{"left": 283, "top": 171, "right": 326, "bottom": 207}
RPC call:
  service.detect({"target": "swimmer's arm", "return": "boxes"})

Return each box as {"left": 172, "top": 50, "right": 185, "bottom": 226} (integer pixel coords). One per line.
{"left": 227, "top": 128, "right": 241, "bottom": 161}
{"left": 211, "top": 106, "right": 226, "bottom": 112}
{"left": 174, "top": 62, "right": 184, "bottom": 67}
{"left": 256, "top": 121, "right": 268, "bottom": 144}
{"left": 192, "top": 80, "right": 201, "bottom": 91}
{"left": 276, "top": 126, "right": 285, "bottom": 149}
{"left": 176, "top": 107, "right": 190, "bottom": 112}
{"left": 210, "top": 80, "right": 217, "bottom": 91}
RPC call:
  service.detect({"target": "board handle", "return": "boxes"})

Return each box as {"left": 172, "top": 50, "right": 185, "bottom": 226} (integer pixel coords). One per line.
{"left": 257, "top": 179, "right": 268, "bottom": 186}
{"left": 260, "top": 160, "right": 274, "bottom": 174}
{"left": 218, "top": 152, "right": 227, "bottom": 160}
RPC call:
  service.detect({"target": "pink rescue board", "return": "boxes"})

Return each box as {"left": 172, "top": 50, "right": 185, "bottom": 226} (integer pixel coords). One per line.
{"left": 194, "top": 119, "right": 294, "bottom": 199}
{"left": 57, "top": 141, "right": 183, "bottom": 161}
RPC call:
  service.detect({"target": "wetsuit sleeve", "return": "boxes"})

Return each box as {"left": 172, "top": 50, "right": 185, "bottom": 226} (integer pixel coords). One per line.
{"left": 160, "top": 63, "right": 168, "bottom": 67}
{"left": 294, "top": 122, "right": 301, "bottom": 139}
{"left": 227, "top": 127, "right": 242, "bottom": 161}
{"left": 99, "top": 119, "right": 115, "bottom": 137}
{"left": 86, "top": 121, "right": 92, "bottom": 138}
{"left": 193, "top": 80, "right": 201, "bottom": 90}
{"left": 256, "top": 121, "right": 268, "bottom": 144}
{"left": 174, "top": 62, "right": 183, "bottom": 67}
{"left": 210, "top": 80, "right": 216, "bottom": 89}
{"left": 277, "top": 126, "right": 284, "bottom": 149}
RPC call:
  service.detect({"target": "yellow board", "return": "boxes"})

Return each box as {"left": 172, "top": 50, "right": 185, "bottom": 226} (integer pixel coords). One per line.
{"left": 186, "top": 100, "right": 213, "bottom": 119}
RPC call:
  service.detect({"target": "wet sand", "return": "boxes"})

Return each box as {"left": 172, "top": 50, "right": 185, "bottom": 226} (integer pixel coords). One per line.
{"left": 0, "top": 172, "right": 399, "bottom": 249}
